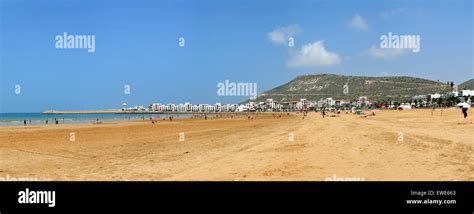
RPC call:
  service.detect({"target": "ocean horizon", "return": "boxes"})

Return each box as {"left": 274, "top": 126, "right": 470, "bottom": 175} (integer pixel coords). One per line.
{"left": 0, "top": 113, "right": 191, "bottom": 126}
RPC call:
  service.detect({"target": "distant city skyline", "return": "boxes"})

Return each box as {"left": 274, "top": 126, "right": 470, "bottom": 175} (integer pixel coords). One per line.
{"left": 1, "top": 0, "right": 472, "bottom": 113}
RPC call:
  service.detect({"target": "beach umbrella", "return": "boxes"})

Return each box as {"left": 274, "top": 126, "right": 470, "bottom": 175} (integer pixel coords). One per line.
{"left": 456, "top": 103, "right": 470, "bottom": 108}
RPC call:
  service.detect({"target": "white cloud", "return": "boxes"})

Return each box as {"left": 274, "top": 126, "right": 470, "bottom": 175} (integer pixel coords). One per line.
{"left": 288, "top": 41, "right": 341, "bottom": 67}
{"left": 367, "top": 45, "right": 410, "bottom": 59}
{"left": 348, "top": 14, "right": 368, "bottom": 31}
{"left": 268, "top": 25, "right": 301, "bottom": 44}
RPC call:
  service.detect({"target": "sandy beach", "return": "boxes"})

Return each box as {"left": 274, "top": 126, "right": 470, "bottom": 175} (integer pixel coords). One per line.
{"left": 0, "top": 109, "right": 472, "bottom": 181}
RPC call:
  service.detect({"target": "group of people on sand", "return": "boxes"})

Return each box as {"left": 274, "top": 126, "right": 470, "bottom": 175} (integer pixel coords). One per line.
{"left": 149, "top": 113, "right": 256, "bottom": 124}
{"left": 319, "top": 97, "right": 471, "bottom": 120}
{"left": 191, "top": 113, "right": 259, "bottom": 121}
{"left": 142, "top": 100, "right": 473, "bottom": 126}
{"left": 320, "top": 108, "right": 342, "bottom": 118}
{"left": 317, "top": 107, "right": 376, "bottom": 119}
{"left": 23, "top": 118, "right": 60, "bottom": 126}
{"left": 300, "top": 111, "right": 308, "bottom": 119}
{"left": 93, "top": 118, "right": 103, "bottom": 125}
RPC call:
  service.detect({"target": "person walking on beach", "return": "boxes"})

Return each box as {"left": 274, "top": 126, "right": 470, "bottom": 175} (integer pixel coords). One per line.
{"left": 462, "top": 106, "right": 468, "bottom": 118}
{"left": 24, "top": 120, "right": 27, "bottom": 126}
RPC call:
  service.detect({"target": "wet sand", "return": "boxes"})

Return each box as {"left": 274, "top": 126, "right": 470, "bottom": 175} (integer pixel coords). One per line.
{"left": 0, "top": 109, "right": 472, "bottom": 181}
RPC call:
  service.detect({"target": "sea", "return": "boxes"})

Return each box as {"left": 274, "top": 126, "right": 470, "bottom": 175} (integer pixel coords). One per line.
{"left": 0, "top": 113, "right": 191, "bottom": 126}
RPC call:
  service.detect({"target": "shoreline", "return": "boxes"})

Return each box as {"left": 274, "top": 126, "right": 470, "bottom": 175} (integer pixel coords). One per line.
{"left": 1, "top": 111, "right": 274, "bottom": 127}
{"left": 41, "top": 110, "right": 270, "bottom": 115}
{"left": 42, "top": 109, "right": 163, "bottom": 114}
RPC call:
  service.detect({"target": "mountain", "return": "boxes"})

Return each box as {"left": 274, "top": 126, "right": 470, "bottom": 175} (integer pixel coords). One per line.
{"left": 252, "top": 74, "right": 451, "bottom": 102}
{"left": 459, "top": 79, "right": 474, "bottom": 90}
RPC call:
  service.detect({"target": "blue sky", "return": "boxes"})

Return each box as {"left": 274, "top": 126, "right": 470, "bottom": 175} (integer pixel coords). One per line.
{"left": 1, "top": 0, "right": 472, "bottom": 113}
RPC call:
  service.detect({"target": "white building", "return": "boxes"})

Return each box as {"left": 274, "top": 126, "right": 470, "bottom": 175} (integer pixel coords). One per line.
{"left": 176, "top": 104, "right": 185, "bottom": 112}
{"left": 198, "top": 104, "right": 208, "bottom": 112}
{"left": 459, "top": 90, "right": 474, "bottom": 97}
{"left": 213, "top": 103, "right": 222, "bottom": 112}
{"left": 413, "top": 95, "right": 428, "bottom": 100}
{"left": 147, "top": 102, "right": 241, "bottom": 113}
{"left": 326, "top": 98, "right": 335, "bottom": 107}
{"left": 149, "top": 103, "right": 161, "bottom": 111}
{"left": 183, "top": 102, "right": 191, "bottom": 112}
{"left": 264, "top": 99, "right": 276, "bottom": 111}
{"left": 166, "top": 103, "right": 175, "bottom": 111}
{"left": 430, "top": 93, "right": 441, "bottom": 99}
{"left": 295, "top": 98, "right": 308, "bottom": 110}
{"left": 206, "top": 105, "right": 215, "bottom": 112}
{"left": 128, "top": 105, "right": 146, "bottom": 111}
{"left": 236, "top": 102, "right": 256, "bottom": 112}
{"left": 356, "top": 96, "right": 370, "bottom": 108}
{"left": 226, "top": 104, "right": 238, "bottom": 112}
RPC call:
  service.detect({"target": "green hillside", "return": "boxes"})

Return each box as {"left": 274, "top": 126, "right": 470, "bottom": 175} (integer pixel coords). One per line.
{"left": 459, "top": 79, "right": 474, "bottom": 90}
{"left": 251, "top": 74, "right": 452, "bottom": 102}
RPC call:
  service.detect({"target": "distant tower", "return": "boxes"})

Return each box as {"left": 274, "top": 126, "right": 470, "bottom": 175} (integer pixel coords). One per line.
{"left": 122, "top": 103, "right": 127, "bottom": 111}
